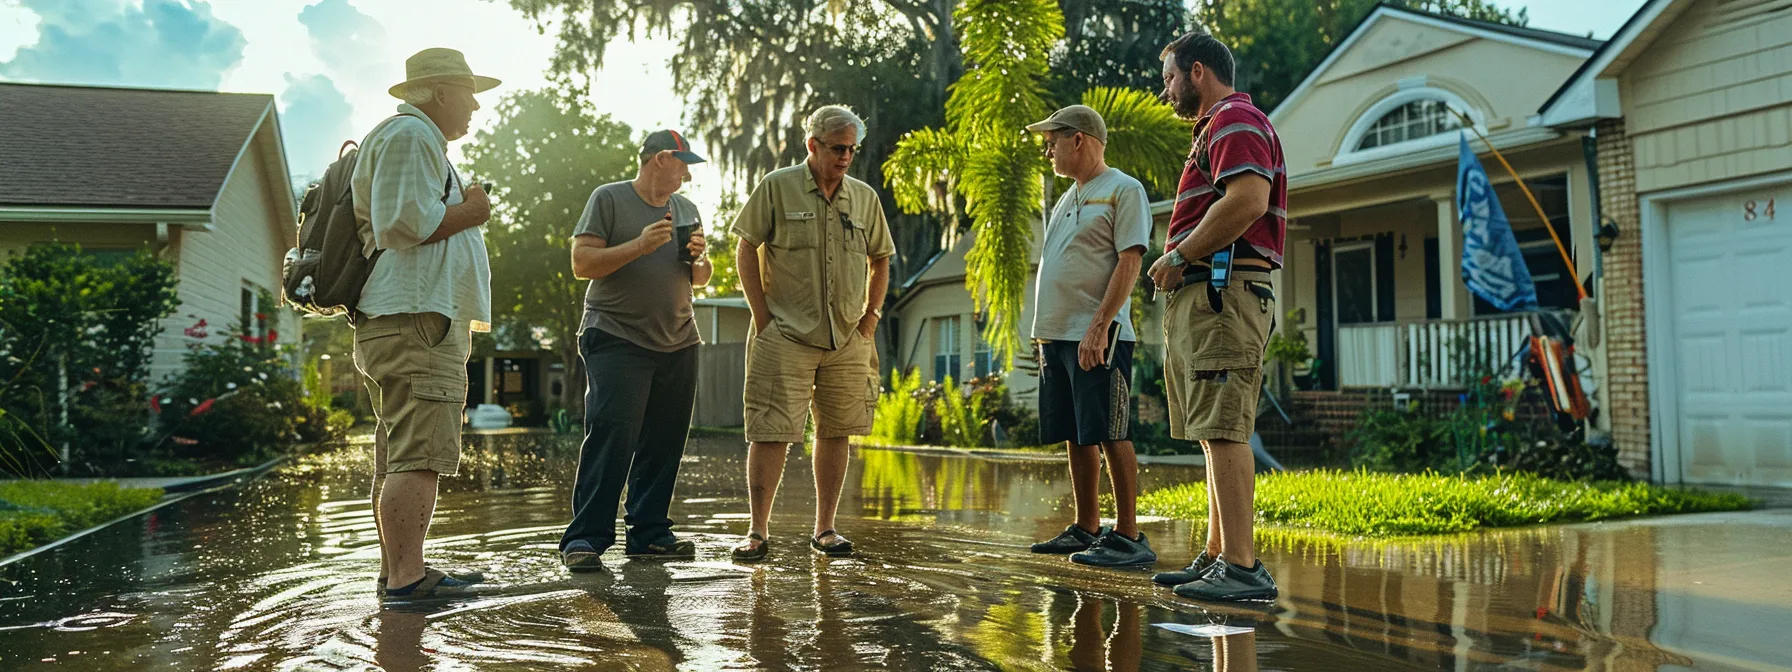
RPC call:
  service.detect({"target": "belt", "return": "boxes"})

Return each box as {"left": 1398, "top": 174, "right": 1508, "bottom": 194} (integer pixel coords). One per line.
{"left": 1174, "top": 267, "right": 1274, "bottom": 313}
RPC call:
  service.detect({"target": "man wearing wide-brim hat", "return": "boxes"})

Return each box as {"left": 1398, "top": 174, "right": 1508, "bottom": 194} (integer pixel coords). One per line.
{"left": 351, "top": 47, "right": 501, "bottom": 603}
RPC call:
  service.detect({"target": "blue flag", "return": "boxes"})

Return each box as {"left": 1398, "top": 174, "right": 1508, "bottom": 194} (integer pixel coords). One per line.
{"left": 1456, "top": 133, "right": 1538, "bottom": 312}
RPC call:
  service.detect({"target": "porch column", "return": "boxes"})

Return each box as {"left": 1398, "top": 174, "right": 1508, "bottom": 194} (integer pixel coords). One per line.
{"left": 1433, "top": 194, "right": 1472, "bottom": 319}
{"left": 483, "top": 357, "right": 496, "bottom": 406}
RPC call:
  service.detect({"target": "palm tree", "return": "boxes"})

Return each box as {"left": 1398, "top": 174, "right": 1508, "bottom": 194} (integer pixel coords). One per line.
{"left": 883, "top": 0, "right": 1189, "bottom": 369}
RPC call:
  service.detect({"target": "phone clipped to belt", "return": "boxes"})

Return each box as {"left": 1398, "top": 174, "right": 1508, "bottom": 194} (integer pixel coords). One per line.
{"left": 1210, "top": 246, "right": 1233, "bottom": 289}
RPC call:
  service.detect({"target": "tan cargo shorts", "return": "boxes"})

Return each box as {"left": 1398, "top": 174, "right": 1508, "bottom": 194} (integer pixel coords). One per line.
{"left": 1163, "top": 274, "right": 1275, "bottom": 444}
{"left": 353, "top": 312, "right": 471, "bottom": 475}
{"left": 743, "top": 325, "right": 879, "bottom": 444}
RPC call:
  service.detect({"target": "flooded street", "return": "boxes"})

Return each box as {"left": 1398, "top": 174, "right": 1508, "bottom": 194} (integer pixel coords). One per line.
{"left": 2, "top": 433, "right": 1789, "bottom": 671}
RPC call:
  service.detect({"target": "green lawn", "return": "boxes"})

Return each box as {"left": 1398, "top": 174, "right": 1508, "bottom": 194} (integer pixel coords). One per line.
{"left": 0, "top": 481, "right": 164, "bottom": 557}
{"left": 1138, "top": 469, "right": 1753, "bottom": 539}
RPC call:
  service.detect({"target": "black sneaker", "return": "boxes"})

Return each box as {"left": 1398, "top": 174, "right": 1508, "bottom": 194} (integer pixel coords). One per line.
{"left": 1030, "top": 524, "right": 1107, "bottom": 554}
{"left": 1152, "top": 551, "right": 1218, "bottom": 586}
{"left": 1070, "top": 530, "right": 1157, "bottom": 568}
{"left": 627, "top": 535, "right": 696, "bottom": 558}
{"left": 561, "top": 539, "right": 605, "bottom": 572}
{"left": 1172, "top": 558, "right": 1278, "bottom": 602}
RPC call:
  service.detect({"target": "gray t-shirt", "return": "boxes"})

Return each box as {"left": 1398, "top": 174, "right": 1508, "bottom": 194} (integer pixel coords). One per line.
{"left": 575, "top": 181, "right": 702, "bottom": 352}
{"left": 1031, "top": 168, "right": 1152, "bottom": 342}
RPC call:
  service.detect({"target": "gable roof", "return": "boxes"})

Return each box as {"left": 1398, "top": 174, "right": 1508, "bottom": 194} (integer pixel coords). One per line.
{"left": 1535, "top": 0, "right": 1692, "bottom": 127}
{"left": 1269, "top": 3, "right": 1600, "bottom": 123}
{"left": 0, "top": 82, "right": 277, "bottom": 209}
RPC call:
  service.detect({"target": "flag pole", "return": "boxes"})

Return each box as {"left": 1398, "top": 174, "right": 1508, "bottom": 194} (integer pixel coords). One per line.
{"left": 1449, "top": 109, "right": 1587, "bottom": 301}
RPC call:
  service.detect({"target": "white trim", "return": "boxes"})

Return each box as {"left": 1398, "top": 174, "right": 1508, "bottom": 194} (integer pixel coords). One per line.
{"left": 0, "top": 206, "right": 212, "bottom": 228}
{"left": 1333, "top": 87, "right": 1486, "bottom": 166}
{"left": 1639, "top": 170, "right": 1792, "bottom": 485}
{"left": 1536, "top": 0, "right": 1680, "bottom": 127}
{"left": 215, "top": 101, "right": 271, "bottom": 216}
{"left": 1271, "top": 6, "right": 1595, "bottom": 126}
{"left": 1290, "top": 126, "right": 1566, "bottom": 194}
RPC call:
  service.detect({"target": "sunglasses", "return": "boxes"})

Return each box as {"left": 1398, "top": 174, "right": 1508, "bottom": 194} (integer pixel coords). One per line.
{"left": 816, "top": 140, "right": 861, "bottom": 157}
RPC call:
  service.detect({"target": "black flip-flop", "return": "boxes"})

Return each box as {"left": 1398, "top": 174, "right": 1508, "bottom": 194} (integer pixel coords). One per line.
{"left": 810, "top": 530, "right": 854, "bottom": 557}
{"left": 732, "top": 532, "right": 769, "bottom": 563}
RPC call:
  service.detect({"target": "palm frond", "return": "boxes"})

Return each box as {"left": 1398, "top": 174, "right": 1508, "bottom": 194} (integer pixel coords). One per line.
{"left": 883, "top": 128, "right": 968, "bottom": 218}
{"left": 1082, "top": 86, "right": 1192, "bottom": 197}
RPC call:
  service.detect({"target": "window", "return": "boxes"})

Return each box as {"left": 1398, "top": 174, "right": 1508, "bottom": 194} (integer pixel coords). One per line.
{"left": 973, "top": 326, "right": 995, "bottom": 379}
{"left": 933, "top": 316, "right": 962, "bottom": 383}
{"left": 1356, "top": 99, "right": 1460, "bottom": 151}
{"left": 1335, "top": 87, "right": 1480, "bottom": 166}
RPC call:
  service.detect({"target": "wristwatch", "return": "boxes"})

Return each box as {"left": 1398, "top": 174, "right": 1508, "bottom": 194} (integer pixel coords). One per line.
{"left": 1163, "top": 248, "right": 1189, "bottom": 268}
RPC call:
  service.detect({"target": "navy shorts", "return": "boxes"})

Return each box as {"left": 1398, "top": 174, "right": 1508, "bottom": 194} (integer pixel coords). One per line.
{"left": 1037, "top": 339, "right": 1134, "bottom": 446}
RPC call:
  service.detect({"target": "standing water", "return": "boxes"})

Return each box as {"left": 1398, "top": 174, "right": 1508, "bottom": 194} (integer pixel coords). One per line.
{"left": 2, "top": 433, "right": 1787, "bottom": 670}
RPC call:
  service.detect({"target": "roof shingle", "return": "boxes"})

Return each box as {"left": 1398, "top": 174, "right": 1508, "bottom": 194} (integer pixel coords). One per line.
{"left": 0, "top": 82, "right": 272, "bottom": 209}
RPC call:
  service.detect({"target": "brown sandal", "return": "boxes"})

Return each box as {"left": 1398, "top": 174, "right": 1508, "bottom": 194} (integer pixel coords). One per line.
{"left": 732, "top": 532, "right": 769, "bottom": 562}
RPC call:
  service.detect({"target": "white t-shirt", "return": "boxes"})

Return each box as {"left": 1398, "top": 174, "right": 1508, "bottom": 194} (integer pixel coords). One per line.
{"left": 1030, "top": 167, "right": 1152, "bottom": 342}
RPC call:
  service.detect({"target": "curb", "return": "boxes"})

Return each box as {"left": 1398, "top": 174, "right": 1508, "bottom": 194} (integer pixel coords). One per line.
{"left": 851, "top": 442, "right": 1204, "bottom": 466}
{"left": 0, "top": 455, "right": 291, "bottom": 568}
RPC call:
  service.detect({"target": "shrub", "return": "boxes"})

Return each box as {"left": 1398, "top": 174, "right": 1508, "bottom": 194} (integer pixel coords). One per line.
{"left": 869, "top": 368, "right": 926, "bottom": 444}
{"left": 0, "top": 245, "right": 181, "bottom": 475}
{"left": 153, "top": 316, "right": 317, "bottom": 465}
{"left": 1345, "top": 376, "right": 1625, "bottom": 481}
{"left": 934, "top": 376, "right": 987, "bottom": 448}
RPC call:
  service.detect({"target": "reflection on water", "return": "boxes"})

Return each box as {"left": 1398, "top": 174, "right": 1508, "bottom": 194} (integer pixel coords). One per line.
{"left": 0, "top": 433, "right": 1787, "bottom": 670}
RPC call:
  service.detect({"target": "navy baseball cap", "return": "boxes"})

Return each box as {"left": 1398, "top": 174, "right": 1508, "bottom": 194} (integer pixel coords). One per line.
{"left": 641, "top": 129, "right": 706, "bottom": 164}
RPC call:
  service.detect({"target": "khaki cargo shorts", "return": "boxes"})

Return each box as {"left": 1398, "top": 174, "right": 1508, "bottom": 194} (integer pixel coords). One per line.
{"left": 1163, "top": 275, "right": 1275, "bottom": 444}
{"left": 353, "top": 312, "right": 471, "bottom": 475}
{"left": 743, "top": 325, "right": 879, "bottom": 444}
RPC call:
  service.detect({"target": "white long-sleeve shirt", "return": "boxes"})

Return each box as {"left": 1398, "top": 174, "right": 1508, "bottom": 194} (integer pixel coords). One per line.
{"left": 351, "top": 104, "right": 491, "bottom": 331}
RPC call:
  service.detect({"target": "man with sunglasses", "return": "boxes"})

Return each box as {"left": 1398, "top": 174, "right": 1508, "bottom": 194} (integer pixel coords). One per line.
{"left": 729, "top": 105, "right": 895, "bottom": 561}
{"left": 1024, "top": 105, "right": 1156, "bottom": 569}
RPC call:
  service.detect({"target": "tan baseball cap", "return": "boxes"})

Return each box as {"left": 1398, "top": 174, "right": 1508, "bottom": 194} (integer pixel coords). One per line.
{"left": 1027, "top": 105, "right": 1107, "bottom": 145}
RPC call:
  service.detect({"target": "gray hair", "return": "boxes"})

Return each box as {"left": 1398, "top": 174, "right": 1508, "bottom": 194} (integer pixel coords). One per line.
{"left": 400, "top": 81, "right": 442, "bottom": 106}
{"left": 804, "top": 105, "right": 865, "bottom": 143}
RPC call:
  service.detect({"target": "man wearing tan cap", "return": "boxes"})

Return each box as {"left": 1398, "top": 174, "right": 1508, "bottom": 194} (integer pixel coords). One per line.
{"left": 351, "top": 47, "right": 500, "bottom": 602}
{"left": 1023, "top": 105, "right": 1157, "bottom": 569}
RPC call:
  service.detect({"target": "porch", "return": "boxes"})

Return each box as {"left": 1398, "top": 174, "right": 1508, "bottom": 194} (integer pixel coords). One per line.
{"left": 1282, "top": 168, "right": 1593, "bottom": 391}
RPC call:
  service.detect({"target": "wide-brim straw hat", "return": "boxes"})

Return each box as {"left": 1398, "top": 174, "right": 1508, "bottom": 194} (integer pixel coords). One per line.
{"left": 386, "top": 48, "right": 501, "bottom": 99}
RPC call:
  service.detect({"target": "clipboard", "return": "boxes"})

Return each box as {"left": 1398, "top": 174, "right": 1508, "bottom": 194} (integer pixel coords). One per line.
{"left": 1104, "top": 320, "right": 1121, "bottom": 368}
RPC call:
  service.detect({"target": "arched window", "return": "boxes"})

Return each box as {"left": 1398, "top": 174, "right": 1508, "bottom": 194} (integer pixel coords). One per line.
{"left": 1335, "top": 87, "right": 1482, "bottom": 165}
{"left": 1356, "top": 98, "right": 1461, "bottom": 150}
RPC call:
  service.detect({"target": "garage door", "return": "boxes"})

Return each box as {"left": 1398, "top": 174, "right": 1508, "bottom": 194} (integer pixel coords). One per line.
{"left": 1665, "top": 181, "right": 1792, "bottom": 486}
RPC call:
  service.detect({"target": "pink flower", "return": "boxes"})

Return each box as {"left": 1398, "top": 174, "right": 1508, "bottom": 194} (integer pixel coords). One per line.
{"left": 190, "top": 399, "right": 216, "bottom": 416}
{"left": 171, "top": 436, "right": 197, "bottom": 446}
{"left": 149, "top": 396, "right": 162, "bottom": 414}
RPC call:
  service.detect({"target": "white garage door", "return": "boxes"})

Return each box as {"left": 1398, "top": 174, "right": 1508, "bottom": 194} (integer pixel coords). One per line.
{"left": 1665, "top": 181, "right": 1792, "bottom": 486}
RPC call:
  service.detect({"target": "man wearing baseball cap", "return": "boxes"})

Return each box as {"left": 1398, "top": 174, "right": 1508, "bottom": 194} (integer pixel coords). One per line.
{"left": 559, "top": 129, "right": 712, "bottom": 572}
{"left": 1023, "top": 105, "right": 1157, "bottom": 569}
{"left": 354, "top": 47, "right": 500, "bottom": 603}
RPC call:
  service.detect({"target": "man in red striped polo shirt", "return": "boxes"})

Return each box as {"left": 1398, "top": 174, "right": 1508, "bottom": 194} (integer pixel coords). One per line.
{"left": 1145, "top": 30, "right": 1287, "bottom": 603}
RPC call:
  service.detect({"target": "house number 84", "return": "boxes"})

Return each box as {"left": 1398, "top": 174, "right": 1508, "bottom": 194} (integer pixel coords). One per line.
{"left": 1744, "top": 199, "right": 1776, "bottom": 221}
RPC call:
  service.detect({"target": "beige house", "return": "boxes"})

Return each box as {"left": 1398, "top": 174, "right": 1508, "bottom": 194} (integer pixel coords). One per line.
{"left": 1270, "top": 5, "right": 1605, "bottom": 399}
{"left": 0, "top": 83, "right": 300, "bottom": 383}
{"left": 1538, "top": 0, "right": 1792, "bottom": 487}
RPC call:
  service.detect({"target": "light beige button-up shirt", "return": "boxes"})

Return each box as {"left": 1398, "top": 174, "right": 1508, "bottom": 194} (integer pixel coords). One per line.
{"left": 732, "top": 163, "right": 895, "bottom": 350}
{"left": 353, "top": 104, "right": 492, "bottom": 331}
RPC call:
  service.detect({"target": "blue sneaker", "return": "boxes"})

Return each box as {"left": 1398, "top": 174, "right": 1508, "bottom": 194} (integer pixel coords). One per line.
{"left": 1070, "top": 530, "right": 1157, "bottom": 568}
{"left": 380, "top": 567, "right": 486, "bottom": 603}
{"left": 561, "top": 539, "right": 605, "bottom": 572}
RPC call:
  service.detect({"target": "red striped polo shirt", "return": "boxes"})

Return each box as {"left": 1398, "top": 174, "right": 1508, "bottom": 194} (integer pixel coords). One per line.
{"left": 1165, "top": 92, "right": 1287, "bottom": 269}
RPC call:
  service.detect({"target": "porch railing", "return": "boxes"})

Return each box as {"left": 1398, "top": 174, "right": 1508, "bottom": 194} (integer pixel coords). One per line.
{"left": 1337, "top": 314, "right": 1532, "bottom": 388}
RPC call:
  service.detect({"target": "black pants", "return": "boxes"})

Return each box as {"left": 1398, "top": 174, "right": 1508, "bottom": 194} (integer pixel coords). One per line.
{"left": 560, "top": 327, "right": 699, "bottom": 553}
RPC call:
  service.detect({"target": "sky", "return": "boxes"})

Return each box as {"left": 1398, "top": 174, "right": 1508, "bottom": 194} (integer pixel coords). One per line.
{"left": 0, "top": 0, "right": 1647, "bottom": 218}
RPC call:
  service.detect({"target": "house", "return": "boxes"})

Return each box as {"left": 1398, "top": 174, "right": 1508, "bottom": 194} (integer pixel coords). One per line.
{"left": 0, "top": 82, "right": 300, "bottom": 382}
{"left": 1536, "top": 0, "right": 1792, "bottom": 487}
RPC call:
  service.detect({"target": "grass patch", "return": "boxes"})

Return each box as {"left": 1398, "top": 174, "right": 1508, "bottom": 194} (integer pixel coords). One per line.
{"left": 1139, "top": 469, "right": 1753, "bottom": 539}
{"left": 0, "top": 481, "right": 164, "bottom": 557}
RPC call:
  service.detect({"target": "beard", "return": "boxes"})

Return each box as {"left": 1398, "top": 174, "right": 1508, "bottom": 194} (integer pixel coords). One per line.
{"left": 1172, "top": 85, "right": 1204, "bottom": 120}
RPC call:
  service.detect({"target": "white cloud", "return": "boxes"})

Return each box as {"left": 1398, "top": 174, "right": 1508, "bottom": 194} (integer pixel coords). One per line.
{"left": 278, "top": 72, "right": 355, "bottom": 182}
{"left": 0, "top": 0, "right": 246, "bottom": 89}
